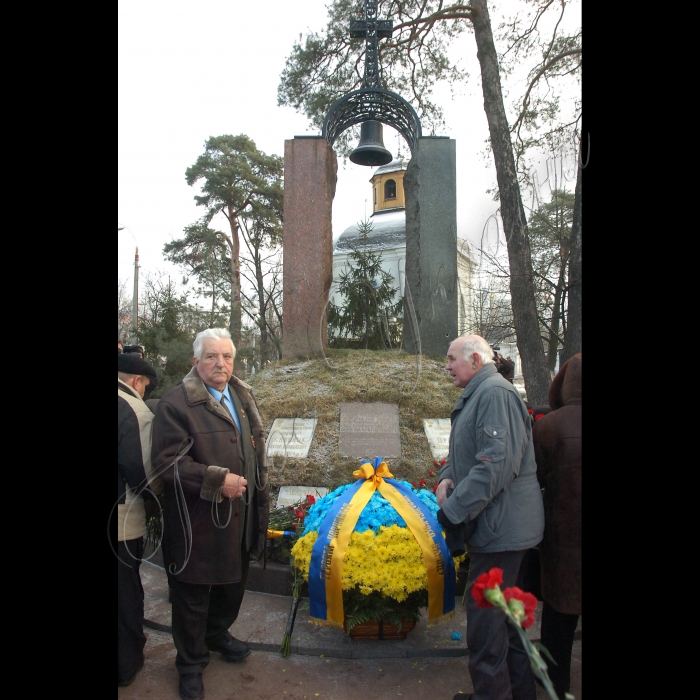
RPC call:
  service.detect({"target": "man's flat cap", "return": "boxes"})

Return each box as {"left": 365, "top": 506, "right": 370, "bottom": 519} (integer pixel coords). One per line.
{"left": 118, "top": 353, "right": 159, "bottom": 388}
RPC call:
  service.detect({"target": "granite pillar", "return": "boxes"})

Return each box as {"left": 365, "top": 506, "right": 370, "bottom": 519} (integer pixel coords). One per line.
{"left": 282, "top": 136, "right": 337, "bottom": 358}
{"left": 403, "top": 137, "right": 458, "bottom": 357}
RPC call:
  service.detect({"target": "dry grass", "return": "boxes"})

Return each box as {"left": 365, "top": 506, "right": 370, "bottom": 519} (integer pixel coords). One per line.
{"left": 249, "top": 348, "right": 462, "bottom": 502}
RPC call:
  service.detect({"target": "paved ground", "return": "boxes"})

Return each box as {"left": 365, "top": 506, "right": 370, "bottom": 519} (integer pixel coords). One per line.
{"left": 118, "top": 558, "right": 581, "bottom": 700}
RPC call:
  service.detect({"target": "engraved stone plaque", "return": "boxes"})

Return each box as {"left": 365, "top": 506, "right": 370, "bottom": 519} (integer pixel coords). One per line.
{"left": 276, "top": 485, "right": 329, "bottom": 509}
{"left": 339, "top": 403, "right": 402, "bottom": 458}
{"left": 266, "top": 418, "right": 318, "bottom": 459}
{"left": 423, "top": 418, "right": 451, "bottom": 461}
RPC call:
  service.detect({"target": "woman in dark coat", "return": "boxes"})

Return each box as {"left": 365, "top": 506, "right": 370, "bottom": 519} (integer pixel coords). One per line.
{"left": 532, "top": 353, "right": 581, "bottom": 699}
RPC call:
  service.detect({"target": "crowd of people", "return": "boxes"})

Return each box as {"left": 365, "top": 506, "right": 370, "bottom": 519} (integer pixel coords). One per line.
{"left": 438, "top": 336, "right": 581, "bottom": 700}
{"left": 117, "top": 329, "right": 269, "bottom": 698}
{"left": 117, "top": 331, "right": 580, "bottom": 700}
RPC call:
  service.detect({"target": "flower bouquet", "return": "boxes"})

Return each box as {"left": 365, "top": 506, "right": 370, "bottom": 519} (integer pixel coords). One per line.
{"left": 473, "top": 567, "right": 574, "bottom": 700}
{"left": 271, "top": 494, "right": 317, "bottom": 659}
{"left": 289, "top": 458, "right": 466, "bottom": 639}
{"left": 266, "top": 494, "right": 316, "bottom": 565}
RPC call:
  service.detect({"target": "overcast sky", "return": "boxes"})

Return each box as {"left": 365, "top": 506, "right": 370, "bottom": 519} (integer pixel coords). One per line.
{"left": 118, "top": 0, "right": 580, "bottom": 296}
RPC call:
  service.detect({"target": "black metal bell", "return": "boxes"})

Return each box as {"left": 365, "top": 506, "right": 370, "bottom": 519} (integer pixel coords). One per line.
{"left": 349, "top": 120, "right": 393, "bottom": 167}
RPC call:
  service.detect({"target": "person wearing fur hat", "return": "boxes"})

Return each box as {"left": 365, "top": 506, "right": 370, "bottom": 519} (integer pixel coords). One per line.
{"left": 532, "top": 353, "right": 582, "bottom": 699}
{"left": 151, "top": 328, "right": 269, "bottom": 700}
{"left": 117, "top": 353, "right": 164, "bottom": 687}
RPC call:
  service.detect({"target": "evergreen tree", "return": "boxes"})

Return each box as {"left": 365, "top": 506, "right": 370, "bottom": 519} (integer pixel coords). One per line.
{"left": 162, "top": 220, "right": 231, "bottom": 328}
{"left": 184, "top": 134, "right": 283, "bottom": 353}
{"left": 328, "top": 219, "right": 402, "bottom": 349}
{"left": 528, "top": 188, "right": 575, "bottom": 372}
{"left": 135, "top": 274, "right": 209, "bottom": 397}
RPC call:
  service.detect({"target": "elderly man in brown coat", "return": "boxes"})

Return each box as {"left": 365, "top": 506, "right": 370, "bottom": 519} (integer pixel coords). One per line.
{"left": 152, "top": 328, "right": 269, "bottom": 700}
{"left": 532, "top": 353, "right": 582, "bottom": 699}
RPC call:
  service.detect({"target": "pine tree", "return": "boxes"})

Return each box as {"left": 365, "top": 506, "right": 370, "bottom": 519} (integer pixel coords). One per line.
{"left": 328, "top": 219, "right": 403, "bottom": 349}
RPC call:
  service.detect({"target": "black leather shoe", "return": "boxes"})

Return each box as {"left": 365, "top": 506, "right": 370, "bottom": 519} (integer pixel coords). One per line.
{"left": 118, "top": 674, "right": 136, "bottom": 688}
{"left": 118, "top": 657, "right": 144, "bottom": 687}
{"left": 179, "top": 673, "right": 204, "bottom": 700}
{"left": 208, "top": 636, "right": 250, "bottom": 661}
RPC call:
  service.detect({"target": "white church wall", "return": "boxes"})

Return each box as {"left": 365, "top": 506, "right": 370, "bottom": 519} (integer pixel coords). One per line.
{"left": 457, "top": 248, "right": 475, "bottom": 336}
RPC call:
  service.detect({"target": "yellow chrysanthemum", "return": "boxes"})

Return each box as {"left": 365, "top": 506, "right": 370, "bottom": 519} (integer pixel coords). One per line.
{"left": 291, "top": 524, "right": 464, "bottom": 599}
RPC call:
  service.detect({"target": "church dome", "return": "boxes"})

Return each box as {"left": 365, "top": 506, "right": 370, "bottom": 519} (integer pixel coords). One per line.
{"left": 334, "top": 156, "right": 410, "bottom": 253}
{"left": 334, "top": 208, "right": 406, "bottom": 253}
{"left": 371, "top": 156, "right": 409, "bottom": 179}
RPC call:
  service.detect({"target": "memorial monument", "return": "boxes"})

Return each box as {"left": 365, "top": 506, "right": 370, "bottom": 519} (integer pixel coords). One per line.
{"left": 283, "top": 0, "right": 458, "bottom": 359}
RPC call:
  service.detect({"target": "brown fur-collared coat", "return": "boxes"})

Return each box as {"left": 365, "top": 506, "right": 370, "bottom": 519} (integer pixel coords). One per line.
{"left": 532, "top": 354, "right": 582, "bottom": 615}
{"left": 151, "top": 367, "right": 270, "bottom": 585}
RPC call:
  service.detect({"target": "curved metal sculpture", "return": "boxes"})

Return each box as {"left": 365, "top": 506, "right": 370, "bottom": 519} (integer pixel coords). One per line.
{"left": 322, "top": 0, "right": 422, "bottom": 156}
{"left": 323, "top": 87, "right": 422, "bottom": 155}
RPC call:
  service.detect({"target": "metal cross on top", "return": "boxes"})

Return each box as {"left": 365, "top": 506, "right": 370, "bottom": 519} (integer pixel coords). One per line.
{"left": 349, "top": 0, "right": 393, "bottom": 89}
{"left": 323, "top": 0, "right": 421, "bottom": 156}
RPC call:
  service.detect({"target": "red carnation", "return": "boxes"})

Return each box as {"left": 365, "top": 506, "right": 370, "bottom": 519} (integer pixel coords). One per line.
{"left": 429, "top": 469, "right": 435, "bottom": 477}
{"left": 432, "top": 483, "right": 439, "bottom": 493}
{"left": 440, "top": 459, "right": 446, "bottom": 466}
{"left": 295, "top": 508, "right": 304, "bottom": 519}
{"left": 419, "top": 479, "right": 427, "bottom": 487}
{"left": 503, "top": 587, "right": 538, "bottom": 629}
{"left": 527, "top": 408, "right": 534, "bottom": 415}
{"left": 471, "top": 568, "right": 504, "bottom": 609}
{"left": 535, "top": 413, "right": 545, "bottom": 421}
{"left": 433, "top": 460, "right": 439, "bottom": 467}
{"left": 306, "top": 494, "right": 316, "bottom": 504}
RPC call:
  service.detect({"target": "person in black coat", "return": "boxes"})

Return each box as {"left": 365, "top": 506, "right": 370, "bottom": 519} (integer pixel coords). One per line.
{"left": 496, "top": 353, "right": 515, "bottom": 382}
{"left": 532, "top": 354, "right": 582, "bottom": 699}
{"left": 117, "top": 354, "right": 162, "bottom": 687}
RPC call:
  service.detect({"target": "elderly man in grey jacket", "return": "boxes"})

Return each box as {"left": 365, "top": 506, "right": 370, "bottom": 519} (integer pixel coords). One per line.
{"left": 436, "top": 335, "right": 544, "bottom": 700}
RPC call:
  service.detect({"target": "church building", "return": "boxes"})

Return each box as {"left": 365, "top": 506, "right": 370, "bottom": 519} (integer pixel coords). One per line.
{"left": 332, "top": 157, "right": 476, "bottom": 337}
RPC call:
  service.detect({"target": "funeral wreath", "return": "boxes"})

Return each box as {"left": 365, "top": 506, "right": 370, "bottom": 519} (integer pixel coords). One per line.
{"left": 288, "top": 458, "right": 466, "bottom": 639}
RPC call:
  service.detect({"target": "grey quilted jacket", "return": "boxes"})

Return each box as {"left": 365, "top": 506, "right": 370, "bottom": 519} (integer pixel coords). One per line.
{"left": 438, "top": 363, "right": 544, "bottom": 553}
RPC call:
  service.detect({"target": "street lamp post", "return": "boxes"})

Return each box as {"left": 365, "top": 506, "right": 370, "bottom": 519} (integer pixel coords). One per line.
{"left": 118, "top": 226, "right": 139, "bottom": 344}
{"left": 132, "top": 247, "right": 139, "bottom": 344}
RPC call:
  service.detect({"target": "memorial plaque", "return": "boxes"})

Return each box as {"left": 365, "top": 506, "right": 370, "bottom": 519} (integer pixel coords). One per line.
{"left": 339, "top": 403, "right": 402, "bottom": 458}
{"left": 423, "top": 418, "right": 451, "bottom": 461}
{"left": 276, "top": 485, "right": 329, "bottom": 509}
{"left": 266, "top": 418, "right": 318, "bottom": 459}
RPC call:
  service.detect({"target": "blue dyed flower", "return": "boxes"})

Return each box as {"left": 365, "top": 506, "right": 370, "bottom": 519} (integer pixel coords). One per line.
{"left": 301, "top": 480, "right": 441, "bottom": 535}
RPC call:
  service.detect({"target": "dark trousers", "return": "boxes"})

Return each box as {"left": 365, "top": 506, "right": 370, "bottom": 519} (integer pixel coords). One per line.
{"left": 118, "top": 537, "right": 146, "bottom": 684}
{"left": 540, "top": 600, "right": 579, "bottom": 697}
{"left": 466, "top": 550, "right": 537, "bottom": 700}
{"left": 168, "top": 546, "right": 250, "bottom": 675}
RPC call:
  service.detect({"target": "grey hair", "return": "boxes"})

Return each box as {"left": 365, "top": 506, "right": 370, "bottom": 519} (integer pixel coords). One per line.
{"left": 461, "top": 335, "right": 495, "bottom": 365}
{"left": 193, "top": 328, "right": 236, "bottom": 360}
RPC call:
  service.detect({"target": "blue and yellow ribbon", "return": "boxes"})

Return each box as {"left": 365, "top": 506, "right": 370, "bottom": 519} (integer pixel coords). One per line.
{"left": 308, "top": 457, "right": 455, "bottom": 629}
